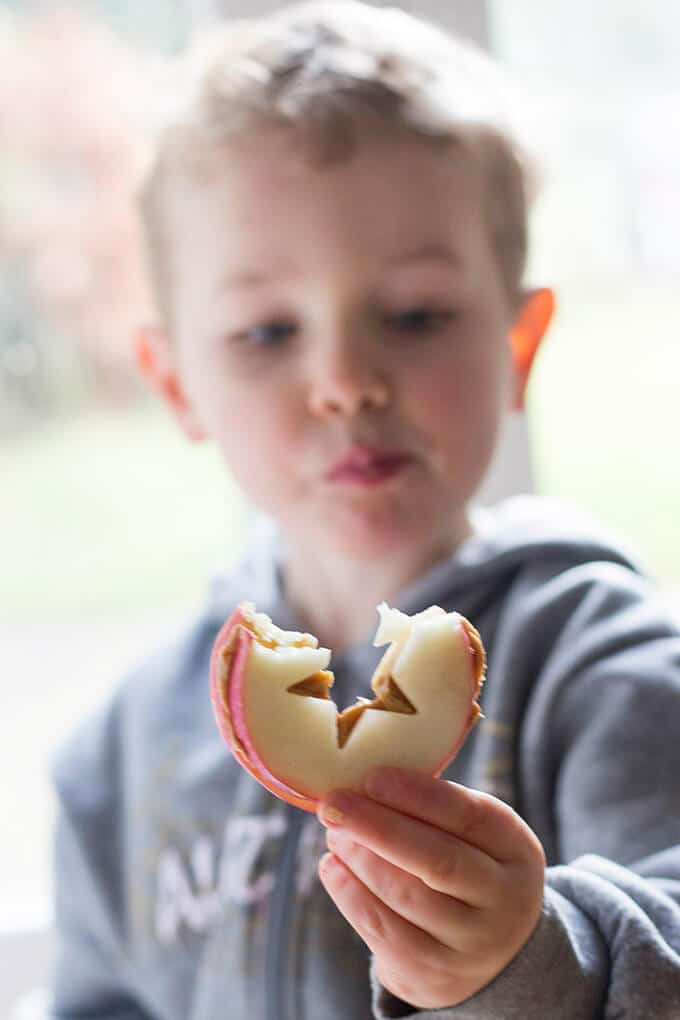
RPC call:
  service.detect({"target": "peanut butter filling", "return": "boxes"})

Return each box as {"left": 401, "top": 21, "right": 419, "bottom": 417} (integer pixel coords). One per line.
{"left": 338, "top": 675, "right": 417, "bottom": 748}
{"left": 287, "top": 671, "right": 334, "bottom": 699}
{"left": 285, "top": 671, "right": 417, "bottom": 750}
{"left": 460, "top": 617, "right": 486, "bottom": 690}
{"left": 223, "top": 614, "right": 482, "bottom": 761}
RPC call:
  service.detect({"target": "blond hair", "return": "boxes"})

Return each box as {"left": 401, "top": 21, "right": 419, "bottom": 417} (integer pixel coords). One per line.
{"left": 138, "top": 0, "right": 538, "bottom": 324}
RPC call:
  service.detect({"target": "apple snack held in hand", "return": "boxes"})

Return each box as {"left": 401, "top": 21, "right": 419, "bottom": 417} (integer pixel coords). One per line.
{"left": 210, "top": 601, "right": 485, "bottom": 812}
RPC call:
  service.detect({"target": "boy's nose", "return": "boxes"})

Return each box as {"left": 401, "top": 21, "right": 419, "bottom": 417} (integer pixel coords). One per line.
{"left": 306, "top": 346, "right": 390, "bottom": 418}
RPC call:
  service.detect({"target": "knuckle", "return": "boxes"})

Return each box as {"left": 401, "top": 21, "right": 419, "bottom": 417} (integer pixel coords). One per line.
{"left": 359, "top": 901, "right": 390, "bottom": 945}
{"left": 385, "top": 872, "right": 420, "bottom": 915}
{"left": 423, "top": 844, "right": 458, "bottom": 891}
{"left": 457, "top": 792, "right": 487, "bottom": 842}
{"left": 375, "top": 866, "right": 400, "bottom": 903}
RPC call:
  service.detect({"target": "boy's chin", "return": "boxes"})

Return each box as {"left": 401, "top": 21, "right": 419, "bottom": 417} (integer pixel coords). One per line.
{"left": 308, "top": 510, "right": 462, "bottom": 564}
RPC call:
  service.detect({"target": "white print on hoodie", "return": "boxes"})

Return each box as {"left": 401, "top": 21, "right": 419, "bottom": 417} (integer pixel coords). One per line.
{"left": 155, "top": 813, "right": 326, "bottom": 944}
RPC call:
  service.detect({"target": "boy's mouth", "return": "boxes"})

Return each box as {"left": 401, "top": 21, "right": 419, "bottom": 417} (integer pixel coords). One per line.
{"left": 326, "top": 446, "right": 414, "bottom": 485}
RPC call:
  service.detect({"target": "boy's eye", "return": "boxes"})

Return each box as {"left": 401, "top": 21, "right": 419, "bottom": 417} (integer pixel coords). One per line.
{"left": 234, "top": 321, "right": 297, "bottom": 347}
{"left": 387, "top": 307, "right": 456, "bottom": 336}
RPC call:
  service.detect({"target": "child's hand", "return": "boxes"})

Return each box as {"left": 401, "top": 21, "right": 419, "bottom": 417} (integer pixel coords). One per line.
{"left": 316, "top": 767, "right": 545, "bottom": 1010}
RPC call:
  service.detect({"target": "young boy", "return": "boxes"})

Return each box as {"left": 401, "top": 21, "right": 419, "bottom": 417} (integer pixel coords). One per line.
{"left": 50, "top": 3, "right": 680, "bottom": 1018}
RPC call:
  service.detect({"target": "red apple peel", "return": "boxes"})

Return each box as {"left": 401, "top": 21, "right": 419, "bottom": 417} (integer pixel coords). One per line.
{"left": 210, "top": 602, "right": 485, "bottom": 812}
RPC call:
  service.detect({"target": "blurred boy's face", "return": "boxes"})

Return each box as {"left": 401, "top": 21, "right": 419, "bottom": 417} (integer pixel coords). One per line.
{"left": 165, "top": 126, "right": 520, "bottom": 562}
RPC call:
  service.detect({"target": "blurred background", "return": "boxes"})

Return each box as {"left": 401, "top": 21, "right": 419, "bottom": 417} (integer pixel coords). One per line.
{"left": 1, "top": 0, "right": 679, "bottom": 1009}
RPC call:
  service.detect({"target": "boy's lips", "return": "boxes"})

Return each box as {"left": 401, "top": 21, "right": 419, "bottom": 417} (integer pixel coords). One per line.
{"left": 326, "top": 445, "right": 415, "bottom": 485}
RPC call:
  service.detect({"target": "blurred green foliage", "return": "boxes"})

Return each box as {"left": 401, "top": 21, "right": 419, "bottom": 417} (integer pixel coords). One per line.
{"left": 0, "top": 402, "right": 250, "bottom": 616}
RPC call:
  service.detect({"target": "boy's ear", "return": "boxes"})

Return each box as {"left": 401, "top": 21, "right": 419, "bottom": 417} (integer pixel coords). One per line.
{"left": 510, "top": 287, "right": 556, "bottom": 410}
{"left": 135, "top": 325, "right": 208, "bottom": 441}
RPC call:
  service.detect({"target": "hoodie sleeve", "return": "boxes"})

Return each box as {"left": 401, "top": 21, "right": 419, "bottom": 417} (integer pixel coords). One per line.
{"left": 371, "top": 562, "right": 680, "bottom": 1019}
{"left": 48, "top": 699, "right": 152, "bottom": 1020}
{"left": 49, "top": 812, "right": 152, "bottom": 1020}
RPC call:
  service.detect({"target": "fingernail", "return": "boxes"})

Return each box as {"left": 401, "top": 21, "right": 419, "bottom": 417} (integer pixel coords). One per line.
{"left": 319, "top": 794, "right": 351, "bottom": 826}
{"left": 322, "top": 805, "right": 345, "bottom": 825}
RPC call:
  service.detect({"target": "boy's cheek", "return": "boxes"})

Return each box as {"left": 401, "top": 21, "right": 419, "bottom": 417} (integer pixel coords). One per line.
{"left": 208, "top": 415, "right": 304, "bottom": 510}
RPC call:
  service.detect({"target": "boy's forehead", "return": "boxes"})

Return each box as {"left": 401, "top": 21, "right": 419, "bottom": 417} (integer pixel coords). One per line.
{"left": 168, "top": 126, "right": 490, "bottom": 282}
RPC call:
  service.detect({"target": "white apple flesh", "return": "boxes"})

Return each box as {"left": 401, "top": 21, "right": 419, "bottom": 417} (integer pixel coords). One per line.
{"left": 210, "top": 601, "right": 485, "bottom": 812}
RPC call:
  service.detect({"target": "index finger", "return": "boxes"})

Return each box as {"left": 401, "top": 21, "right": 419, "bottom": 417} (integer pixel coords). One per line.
{"left": 363, "top": 767, "right": 535, "bottom": 863}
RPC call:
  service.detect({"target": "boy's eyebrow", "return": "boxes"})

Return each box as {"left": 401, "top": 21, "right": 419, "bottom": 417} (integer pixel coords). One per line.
{"left": 385, "top": 243, "right": 462, "bottom": 269}
{"left": 217, "top": 264, "right": 294, "bottom": 292}
{"left": 217, "top": 244, "right": 461, "bottom": 293}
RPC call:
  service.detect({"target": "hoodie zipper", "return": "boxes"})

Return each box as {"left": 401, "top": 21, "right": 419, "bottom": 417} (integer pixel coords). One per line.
{"left": 266, "top": 803, "right": 303, "bottom": 1020}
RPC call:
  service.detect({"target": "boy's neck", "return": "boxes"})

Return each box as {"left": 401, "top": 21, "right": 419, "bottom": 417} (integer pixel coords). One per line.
{"left": 281, "top": 520, "right": 472, "bottom": 652}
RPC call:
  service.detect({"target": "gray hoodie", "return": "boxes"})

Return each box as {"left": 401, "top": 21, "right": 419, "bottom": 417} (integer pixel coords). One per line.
{"left": 50, "top": 496, "right": 680, "bottom": 1019}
